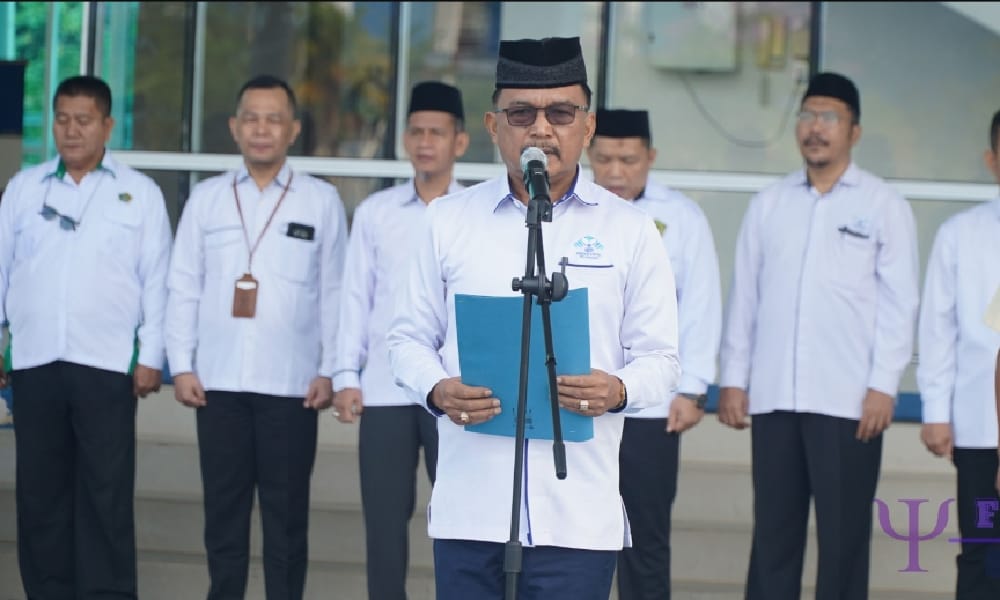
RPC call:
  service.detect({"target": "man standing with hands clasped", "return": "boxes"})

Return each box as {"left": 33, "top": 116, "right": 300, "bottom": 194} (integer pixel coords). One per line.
{"left": 166, "top": 74, "right": 347, "bottom": 600}
{"left": 588, "top": 108, "right": 721, "bottom": 600}
{"left": 0, "top": 74, "right": 172, "bottom": 599}
{"left": 387, "top": 37, "right": 680, "bottom": 600}
{"left": 921, "top": 108, "right": 1000, "bottom": 598}
{"left": 717, "top": 72, "right": 919, "bottom": 599}
{"left": 332, "top": 80, "right": 469, "bottom": 600}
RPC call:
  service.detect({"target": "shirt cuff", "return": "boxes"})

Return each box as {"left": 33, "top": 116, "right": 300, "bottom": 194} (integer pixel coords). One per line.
{"left": 868, "top": 369, "right": 901, "bottom": 399}
{"left": 677, "top": 374, "right": 709, "bottom": 396}
{"left": 166, "top": 351, "right": 193, "bottom": 376}
{"left": 332, "top": 370, "right": 361, "bottom": 392}
{"left": 719, "top": 362, "right": 750, "bottom": 390}
{"left": 920, "top": 398, "right": 951, "bottom": 423}
{"left": 425, "top": 389, "right": 446, "bottom": 417}
{"left": 138, "top": 345, "right": 166, "bottom": 372}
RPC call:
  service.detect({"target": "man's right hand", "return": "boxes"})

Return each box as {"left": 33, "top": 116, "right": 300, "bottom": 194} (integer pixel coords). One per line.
{"left": 920, "top": 422, "right": 953, "bottom": 458}
{"left": 332, "top": 388, "right": 363, "bottom": 423}
{"left": 430, "top": 376, "right": 500, "bottom": 426}
{"left": 173, "top": 372, "right": 206, "bottom": 408}
{"left": 0, "top": 361, "right": 7, "bottom": 389}
{"left": 717, "top": 386, "right": 750, "bottom": 430}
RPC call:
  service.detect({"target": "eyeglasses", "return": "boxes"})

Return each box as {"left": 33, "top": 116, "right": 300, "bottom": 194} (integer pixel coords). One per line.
{"left": 39, "top": 203, "right": 79, "bottom": 231}
{"left": 494, "top": 103, "right": 588, "bottom": 127}
{"left": 797, "top": 110, "right": 842, "bottom": 126}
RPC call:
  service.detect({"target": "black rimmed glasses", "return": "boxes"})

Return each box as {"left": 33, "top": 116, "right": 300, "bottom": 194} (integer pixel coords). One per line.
{"left": 494, "top": 103, "right": 588, "bottom": 127}
{"left": 39, "top": 203, "right": 80, "bottom": 231}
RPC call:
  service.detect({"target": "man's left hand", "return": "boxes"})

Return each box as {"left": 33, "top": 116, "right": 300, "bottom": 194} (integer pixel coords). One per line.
{"left": 133, "top": 365, "right": 162, "bottom": 399}
{"left": 557, "top": 369, "right": 623, "bottom": 416}
{"left": 856, "top": 388, "right": 894, "bottom": 441}
{"left": 304, "top": 376, "right": 334, "bottom": 410}
{"left": 666, "top": 394, "right": 705, "bottom": 433}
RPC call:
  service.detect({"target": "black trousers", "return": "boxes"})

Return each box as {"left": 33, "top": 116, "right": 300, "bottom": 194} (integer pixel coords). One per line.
{"left": 616, "top": 416, "right": 680, "bottom": 600}
{"left": 359, "top": 404, "right": 438, "bottom": 600}
{"left": 433, "top": 539, "right": 617, "bottom": 600}
{"left": 197, "top": 391, "right": 318, "bottom": 600}
{"left": 745, "top": 411, "right": 882, "bottom": 600}
{"left": 953, "top": 448, "right": 1000, "bottom": 599}
{"left": 12, "top": 361, "right": 138, "bottom": 600}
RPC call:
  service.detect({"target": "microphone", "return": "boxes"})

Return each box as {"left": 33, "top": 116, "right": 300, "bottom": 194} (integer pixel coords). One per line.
{"left": 520, "top": 147, "right": 550, "bottom": 203}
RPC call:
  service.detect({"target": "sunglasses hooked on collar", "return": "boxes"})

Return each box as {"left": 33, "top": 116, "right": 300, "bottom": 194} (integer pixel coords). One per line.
{"left": 39, "top": 203, "right": 80, "bottom": 231}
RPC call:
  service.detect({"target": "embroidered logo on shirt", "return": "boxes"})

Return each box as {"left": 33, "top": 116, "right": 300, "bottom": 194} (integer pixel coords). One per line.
{"left": 118, "top": 192, "right": 133, "bottom": 203}
{"left": 573, "top": 235, "right": 604, "bottom": 259}
{"left": 654, "top": 220, "right": 667, "bottom": 235}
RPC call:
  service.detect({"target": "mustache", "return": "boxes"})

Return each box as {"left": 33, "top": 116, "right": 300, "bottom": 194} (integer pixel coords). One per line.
{"left": 803, "top": 135, "right": 828, "bottom": 146}
{"left": 522, "top": 145, "right": 560, "bottom": 160}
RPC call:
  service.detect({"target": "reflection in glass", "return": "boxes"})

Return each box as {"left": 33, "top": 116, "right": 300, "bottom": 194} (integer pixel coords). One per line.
{"left": 607, "top": 2, "right": 813, "bottom": 174}
{"left": 200, "top": 2, "right": 394, "bottom": 162}
{"left": 405, "top": 2, "right": 501, "bottom": 163}
{"left": 99, "top": 2, "right": 190, "bottom": 152}
{"left": 14, "top": 1, "right": 83, "bottom": 165}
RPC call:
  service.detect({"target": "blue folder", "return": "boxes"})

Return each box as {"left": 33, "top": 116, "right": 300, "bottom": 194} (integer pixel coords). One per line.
{"left": 454, "top": 288, "right": 593, "bottom": 442}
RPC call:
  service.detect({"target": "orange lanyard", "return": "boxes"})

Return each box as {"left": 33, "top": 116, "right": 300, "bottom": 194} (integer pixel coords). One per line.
{"left": 232, "top": 171, "right": 293, "bottom": 274}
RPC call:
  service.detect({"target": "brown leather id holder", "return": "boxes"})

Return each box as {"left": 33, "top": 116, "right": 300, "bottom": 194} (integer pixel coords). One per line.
{"left": 233, "top": 273, "right": 259, "bottom": 318}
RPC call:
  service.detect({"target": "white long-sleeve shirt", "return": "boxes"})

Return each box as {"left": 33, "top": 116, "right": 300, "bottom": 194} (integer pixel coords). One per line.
{"left": 332, "top": 180, "right": 463, "bottom": 406}
{"left": 918, "top": 198, "right": 1000, "bottom": 448}
{"left": 165, "top": 164, "right": 347, "bottom": 397}
{"left": 387, "top": 172, "right": 680, "bottom": 550}
{"left": 632, "top": 178, "right": 721, "bottom": 418}
{"left": 0, "top": 152, "right": 171, "bottom": 373}
{"left": 719, "top": 163, "right": 919, "bottom": 419}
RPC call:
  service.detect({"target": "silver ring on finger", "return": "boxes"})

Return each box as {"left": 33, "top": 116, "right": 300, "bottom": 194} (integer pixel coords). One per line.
{"left": 579, "top": 399, "right": 589, "bottom": 411}
{"left": 459, "top": 411, "right": 470, "bottom": 424}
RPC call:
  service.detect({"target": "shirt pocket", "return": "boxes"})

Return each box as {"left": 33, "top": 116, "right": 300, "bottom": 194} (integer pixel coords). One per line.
{"left": 270, "top": 234, "right": 317, "bottom": 284}
{"left": 832, "top": 229, "right": 877, "bottom": 291}
{"left": 563, "top": 262, "right": 621, "bottom": 310}
{"left": 203, "top": 226, "right": 244, "bottom": 277}
{"left": 100, "top": 203, "right": 143, "bottom": 267}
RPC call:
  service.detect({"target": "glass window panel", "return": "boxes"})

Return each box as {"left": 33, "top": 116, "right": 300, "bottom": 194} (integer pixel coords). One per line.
{"left": 822, "top": 2, "right": 1000, "bottom": 183}
{"left": 404, "top": 2, "right": 501, "bottom": 163}
{"left": 14, "top": 1, "right": 83, "bottom": 166}
{"left": 607, "top": 2, "right": 813, "bottom": 175}
{"left": 97, "top": 2, "right": 189, "bottom": 152}
{"left": 199, "top": 2, "right": 395, "bottom": 159}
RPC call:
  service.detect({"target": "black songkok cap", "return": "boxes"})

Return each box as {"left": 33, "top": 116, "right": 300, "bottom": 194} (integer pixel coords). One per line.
{"left": 495, "top": 36, "right": 589, "bottom": 90}
{"left": 408, "top": 81, "right": 464, "bottom": 121}
{"left": 803, "top": 71, "right": 860, "bottom": 121}
{"left": 595, "top": 109, "right": 651, "bottom": 142}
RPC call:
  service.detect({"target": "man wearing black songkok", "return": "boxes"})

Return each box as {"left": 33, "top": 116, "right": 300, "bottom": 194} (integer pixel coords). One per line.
{"left": 332, "top": 80, "right": 468, "bottom": 600}
{"left": 386, "top": 37, "right": 680, "bottom": 600}
{"left": 589, "top": 108, "right": 722, "bottom": 600}
{"left": 719, "top": 71, "right": 919, "bottom": 600}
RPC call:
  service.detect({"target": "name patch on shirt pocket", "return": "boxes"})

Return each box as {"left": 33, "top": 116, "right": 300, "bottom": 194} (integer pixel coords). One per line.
{"left": 286, "top": 222, "right": 315, "bottom": 241}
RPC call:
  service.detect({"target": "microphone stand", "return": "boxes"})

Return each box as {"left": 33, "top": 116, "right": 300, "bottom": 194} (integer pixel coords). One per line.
{"left": 505, "top": 167, "right": 569, "bottom": 600}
